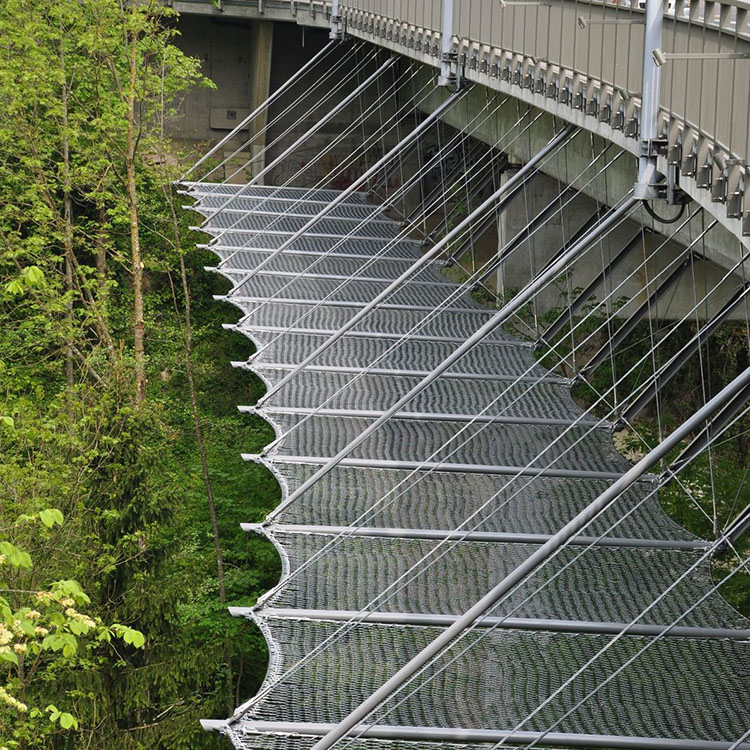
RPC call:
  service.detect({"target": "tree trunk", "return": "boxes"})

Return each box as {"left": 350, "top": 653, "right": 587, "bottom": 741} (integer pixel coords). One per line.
{"left": 60, "top": 32, "right": 74, "bottom": 389}
{"left": 96, "top": 206, "right": 108, "bottom": 286}
{"left": 126, "top": 19, "right": 146, "bottom": 404}
{"left": 169, "top": 195, "right": 227, "bottom": 602}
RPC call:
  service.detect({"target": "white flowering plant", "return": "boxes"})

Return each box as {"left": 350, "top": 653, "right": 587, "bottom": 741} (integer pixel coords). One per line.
{"left": 0, "top": 510, "right": 143, "bottom": 745}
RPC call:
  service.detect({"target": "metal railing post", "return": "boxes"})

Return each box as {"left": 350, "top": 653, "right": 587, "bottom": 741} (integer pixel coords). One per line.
{"left": 635, "top": 0, "right": 664, "bottom": 199}
{"left": 438, "top": 0, "right": 456, "bottom": 87}
{"left": 330, "top": 0, "right": 343, "bottom": 40}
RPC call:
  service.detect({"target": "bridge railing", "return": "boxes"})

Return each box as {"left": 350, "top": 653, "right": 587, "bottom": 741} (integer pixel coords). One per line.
{"left": 175, "top": 0, "right": 750, "bottom": 234}
{"left": 341, "top": 0, "right": 750, "bottom": 235}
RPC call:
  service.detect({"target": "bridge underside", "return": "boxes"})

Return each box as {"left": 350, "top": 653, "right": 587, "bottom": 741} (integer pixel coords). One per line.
{"left": 181, "top": 33, "right": 750, "bottom": 750}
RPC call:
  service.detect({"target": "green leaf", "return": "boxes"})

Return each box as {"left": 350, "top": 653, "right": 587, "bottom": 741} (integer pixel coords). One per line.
{"left": 0, "top": 414, "right": 14, "bottom": 428}
{"left": 22, "top": 265, "right": 44, "bottom": 286}
{"left": 5, "top": 278, "right": 24, "bottom": 295}
{"left": 68, "top": 620, "right": 89, "bottom": 636}
{"left": 0, "top": 541, "right": 32, "bottom": 569}
{"left": 58, "top": 712, "right": 78, "bottom": 730}
{"left": 39, "top": 508, "right": 64, "bottom": 528}
{"left": 0, "top": 649, "right": 18, "bottom": 665}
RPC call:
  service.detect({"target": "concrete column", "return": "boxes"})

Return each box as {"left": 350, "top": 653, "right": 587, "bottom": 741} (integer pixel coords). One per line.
{"left": 247, "top": 21, "right": 274, "bottom": 184}
{"left": 495, "top": 170, "right": 510, "bottom": 298}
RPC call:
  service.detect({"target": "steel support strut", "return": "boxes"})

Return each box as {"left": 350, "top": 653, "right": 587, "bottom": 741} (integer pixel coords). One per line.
{"left": 580, "top": 252, "right": 692, "bottom": 380}
{"left": 304, "top": 364, "right": 750, "bottom": 750}
{"left": 329, "top": 0, "right": 343, "bottom": 39}
{"left": 256, "top": 126, "right": 576, "bottom": 406}
{"left": 670, "top": 379, "right": 750, "bottom": 472}
{"left": 449, "top": 170, "right": 548, "bottom": 267}
{"left": 618, "top": 283, "right": 750, "bottom": 425}
{"left": 438, "top": 0, "right": 456, "bottom": 87}
{"left": 477, "top": 203, "right": 607, "bottom": 288}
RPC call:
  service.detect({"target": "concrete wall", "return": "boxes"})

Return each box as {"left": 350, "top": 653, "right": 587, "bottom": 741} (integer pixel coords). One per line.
{"left": 171, "top": 16, "right": 329, "bottom": 180}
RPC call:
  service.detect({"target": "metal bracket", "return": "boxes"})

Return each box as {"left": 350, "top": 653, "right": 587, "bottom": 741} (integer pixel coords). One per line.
{"left": 640, "top": 138, "right": 668, "bottom": 157}
{"left": 438, "top": 51, "right": 459, "bottom": 87}
{"left": 329, "top": 14, "right": 345, "bottom": 39}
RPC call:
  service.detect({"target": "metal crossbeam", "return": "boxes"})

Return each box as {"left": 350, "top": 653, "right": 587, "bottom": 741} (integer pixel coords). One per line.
{"left": 581, "top": 253, "right": 692, "bottom": 380}
{"left": 249, "top": 405, "right": 594, "bottom": 427}
{"left": 233, "top": 325, "right": 526, "bottom": 346}
{"left": 205, "top": 246, "right": 431, "bottom": 265}
{"left": 244, "top": 607, "right": 747, "bottom": 638}
{"left": 241, "top": 523, "right": 707, "bottom": 551}
{"left": 201, "top": 226, "right": 404, "bottom": 244}
{"left": 242, "top": 362, "right": 571, "bottom": 385}
{"left": 194, "top": 226, "right": 421, "bottom": 247}
{"left": 216, "top": 295, "right": 486, "bottom": 314}
{"left": 203, "top": 720, "right": 750, "bottom": 750}
{"left": 224, "top": 268, "right": 456, "bottom": 288}
{"left": 243, "top": 454, "right": 640, "bottom": 482}
{"left": 194, "top": 206, "right": 397, "bottom": 227}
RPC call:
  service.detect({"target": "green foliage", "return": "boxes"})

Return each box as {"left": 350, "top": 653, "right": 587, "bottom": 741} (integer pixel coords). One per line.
{"left": 0, "top": 510, "right": 145, "bottom": 745}
{"left": 0, "top": 1, "right": 277, "bottom": 748}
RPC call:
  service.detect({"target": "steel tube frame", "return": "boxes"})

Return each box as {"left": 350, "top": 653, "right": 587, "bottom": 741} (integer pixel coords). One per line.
{"left": 228, "top": 268, "right": 454, "bottom": 288}
{"left": 430, "top": 162, "right": 507, "bottom": 247}
{"left": 218, "top": 295, "right": 489, "bottom": 315}
{"left": 257, "top": 126, "right": 576, "bottom": 406}
{"left": 207, "top": 247, "right": 431, "bottom": 265}
{"left": 249, "top": 454, "right": 636, "bottom": 482}
{"left": 202, "top": 227, "right": 420, "bottom": 244}
{"left": 244, "top": 608, "right": 747, "bottom": 638}
{"left": 242, "top": 523, "right": 707, "bottom": 551}
{"left": 197, "top": 206, "right": 396, "bottom": 227}
{"left": 306, "top": 364, "right": 750, "bottom": 750}
{"left": 263, "top": 194, "right": 637, "bottom": 520}
{"left": 204, "top": 720, "right": 750, "bottom": 750}
{"left": 252, "top": 405, "right": 593, "bottom": 426}
{"left": 246, "top": 362, "right": 570, "bottom": 385}
{"left": 237, "top": 326, "right": 508, "bottom": 346}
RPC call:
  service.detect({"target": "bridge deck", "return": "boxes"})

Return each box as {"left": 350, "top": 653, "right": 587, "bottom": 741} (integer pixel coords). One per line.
{"left": 186, "top": 181, "right": 750, "bottom": 750}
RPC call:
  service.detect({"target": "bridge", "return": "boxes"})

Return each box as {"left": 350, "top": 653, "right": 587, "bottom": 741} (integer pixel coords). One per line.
{"left": 175, "top": 3, "right": 750, "bottom": 750}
